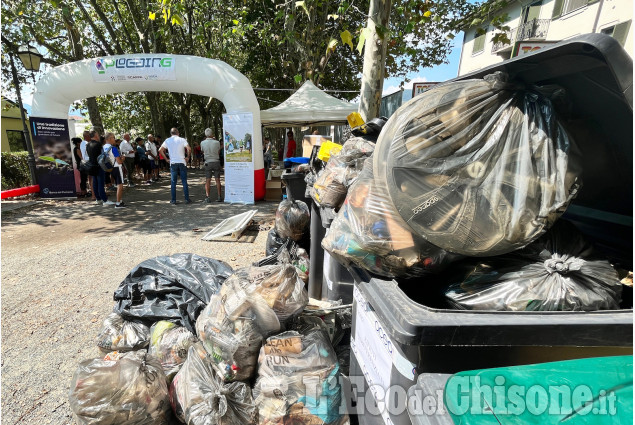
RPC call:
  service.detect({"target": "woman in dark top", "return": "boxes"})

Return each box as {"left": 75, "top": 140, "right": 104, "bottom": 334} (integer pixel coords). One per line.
{"left": 72, "top": 138, "right": 87, "bottom": 197}
{"left": 86, "top": 136, "right": 108, "bottom": 204}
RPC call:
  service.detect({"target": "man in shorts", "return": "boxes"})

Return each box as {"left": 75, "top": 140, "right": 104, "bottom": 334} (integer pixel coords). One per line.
{"left": 103, "top": 132, "right": 126, "bottom": 208}
{"left": 200, "top": 128, "right": 222, "bottom": 203}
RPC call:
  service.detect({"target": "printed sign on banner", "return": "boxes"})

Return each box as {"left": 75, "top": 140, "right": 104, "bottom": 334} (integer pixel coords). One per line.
{"left": 30, "top": 117, "right": 76, "bottom": 198}
{"left": 223, "top": 113, "right": 255, "bottom": 204}
{"left": 91, "top": 55, "right": 176, "bottom": 82}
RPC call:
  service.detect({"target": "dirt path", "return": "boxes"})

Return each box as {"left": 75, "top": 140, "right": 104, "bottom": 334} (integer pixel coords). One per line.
{"left": 1, "top": 169, "right": 280, "bottom": 424}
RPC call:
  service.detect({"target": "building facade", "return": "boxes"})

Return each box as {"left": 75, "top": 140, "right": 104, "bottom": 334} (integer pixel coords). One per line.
{"left": 458, "top": 0, "right": 633, "bottom": 76}
{"left": 1, "top": 98, "right": 31, "bottom": 153}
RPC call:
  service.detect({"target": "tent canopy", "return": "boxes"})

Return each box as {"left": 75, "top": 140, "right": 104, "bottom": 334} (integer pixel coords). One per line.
{"left": 260, "top": 80, "right": 357, "bottom": 127}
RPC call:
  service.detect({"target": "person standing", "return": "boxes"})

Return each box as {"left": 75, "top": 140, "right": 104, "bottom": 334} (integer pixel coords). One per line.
{"left": 285, "top": 130, "right": 296, "bottom": 159}
{"left": 86, "top": 129, "right": 108, "bottom": 205}
{"left": 72, "top": 137, "right": 88, "bottom": 197}
{"left": 120, "top": 133, "right": 136, "bottom": 187}
{"left": 145, "top": 134, "right": 159, "bottom": 182}
{"left": 135, "top": 137, "right": 151, "bottom": 184}
{"left": 104, "top": 132, "right": 126, "bottom": 208}
{"left": 160, "top": 127, "right": 192, "bottom": 205}
{"left": 154, "top": 136, "right": 164, "bottom": 178}
{"left": 200, "top": 128, "right": 222, "bottom": 203}
{"left": 81, "top": 130, "right": 94, "bottom": 200}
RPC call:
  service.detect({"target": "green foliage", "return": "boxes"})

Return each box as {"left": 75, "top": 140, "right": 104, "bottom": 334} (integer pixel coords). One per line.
{"left": 1, "top": 151, "right": 30, "bottom": 190}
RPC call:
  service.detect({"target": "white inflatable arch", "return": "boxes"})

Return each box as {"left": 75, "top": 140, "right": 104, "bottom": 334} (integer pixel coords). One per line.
{"left": 31, "top": 54, "right": 265, "bottom": 200}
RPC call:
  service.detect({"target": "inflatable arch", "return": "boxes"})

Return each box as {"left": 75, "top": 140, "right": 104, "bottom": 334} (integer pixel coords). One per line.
{"left": 31, "top": 54, "right": 265, "bottom": 200}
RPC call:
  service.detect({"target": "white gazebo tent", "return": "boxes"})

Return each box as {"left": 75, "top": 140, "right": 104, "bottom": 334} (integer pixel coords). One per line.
{"left": 260, "top": 80, "right": 357, "bottom": 127}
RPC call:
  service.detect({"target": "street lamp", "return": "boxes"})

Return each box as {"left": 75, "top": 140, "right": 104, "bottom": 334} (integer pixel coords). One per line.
{"left": 9, "top": 44, "right": 43, "bottom": 186}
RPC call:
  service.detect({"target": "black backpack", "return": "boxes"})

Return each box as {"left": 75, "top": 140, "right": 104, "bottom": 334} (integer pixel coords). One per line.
{"left": 97, "top": 146, "right": 114, "bottom": 172}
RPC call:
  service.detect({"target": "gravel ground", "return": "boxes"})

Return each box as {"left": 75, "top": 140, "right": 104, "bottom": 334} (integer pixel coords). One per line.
{"left": 1, "top": 169, "right": 280, "bottom": 424}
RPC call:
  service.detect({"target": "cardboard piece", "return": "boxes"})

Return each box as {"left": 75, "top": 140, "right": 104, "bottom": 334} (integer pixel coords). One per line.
{"left": 266, "top": 180, "right": 283, "bottom": 202}
{"left": 302, "top": 135, "right": 332, "bottom": 158}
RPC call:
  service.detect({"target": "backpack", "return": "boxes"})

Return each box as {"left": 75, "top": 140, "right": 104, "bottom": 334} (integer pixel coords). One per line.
{"left": 98, "top": 146, "right": 114, "bottom": 172}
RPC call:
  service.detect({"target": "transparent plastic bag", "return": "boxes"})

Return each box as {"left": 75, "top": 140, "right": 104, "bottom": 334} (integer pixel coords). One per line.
{"left": 195, "top": 293, "right": 278, "bottom": 382}
{"left": 444, "top": 220, "right": 622, "bottom": 311}
{"left": 148, "top": 321, "right": 198, "bottom": 380}
{"left": 312, "top": 135, "right": 376, "bottom": 209}
{"left": 170, "top": 343, "right": 258, "bottom": 425}
{"left": 224, "top": 263, "right": 309, "bottom": 323}
{"left": 69, "top": 349, "right": 171, "bottom": 425}
{"left": 253, "top": 330, "right": 349, "bottom": 425}
{"left": 373, "top": 72, "right": 582, "bottom": 256}
{"left": 96, "top": 312, "right": 150, "bottom": 353}
{"left": 322, "top": 158, "right": 461, "bottom": 278}
{"left": 275, "top": 200, "right": 310, "bottom": 241}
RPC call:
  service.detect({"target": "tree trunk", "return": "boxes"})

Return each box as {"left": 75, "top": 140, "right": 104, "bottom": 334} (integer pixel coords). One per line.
{"left": 86, "top": 97, "right": 103, "bottom": 133}
{"left": 358, "top": 0, "right": 392, "bottom": 122}
{"left": 145, "top": 92, "right": 164, "bottom": 136}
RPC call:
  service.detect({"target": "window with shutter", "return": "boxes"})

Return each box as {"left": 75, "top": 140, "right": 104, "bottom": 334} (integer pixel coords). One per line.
{"left": 553, "top": 0, "right": 596, "bottom": 19}
{"left": 472, "top": 30, "right": 486, "bottom": 54}
{"left": 552, "top": 0, "right": 564, "bottom": 19}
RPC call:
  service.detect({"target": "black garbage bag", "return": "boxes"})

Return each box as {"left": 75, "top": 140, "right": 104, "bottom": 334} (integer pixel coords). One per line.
{"left": 113, "top": 254, "right": 233, "bottom": 334}
{"left": 444, "top": 220, "right": 622, "bottom": 311}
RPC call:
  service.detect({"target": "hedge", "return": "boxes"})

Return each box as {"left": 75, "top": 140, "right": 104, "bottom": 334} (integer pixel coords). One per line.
{"left": 1, "top": 151, "right": 31, "bottom": 191}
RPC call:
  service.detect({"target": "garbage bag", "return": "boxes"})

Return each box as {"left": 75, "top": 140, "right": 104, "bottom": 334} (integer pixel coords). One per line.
{"left": 96, "top": 312, "right": 150, "bottom": 353}
{"left": 373, "top": 72, "right": 582, "bottom": 256}
{"left": 149, "top": 321, "right": 198, "bottom": 380}
{"left": 69, "top": 349, "right": 171, "bottom": 425}
{"left": 275, "top": 200, "right": 310, "bottom": 241}
{"left": 254, "top": 329, "right": 349, "bottom": 425}
{"left": 311, "top": 135, "right": 376, "bottom": 209}
{"left": 196, "top": 292, "right": 278, "bottom": 382}
{"left": 223, "top": 263, "right": 309, "bottom": 324}
{"left": 113, "top": 254, "right": 233, "bottom": 333}
{"left": 170, "top": 343, "right": 258, "bottom": 425}
{"left": 444, "top": 220, "right": 622, "bottom": 311}
{"left": 256, "top": 244, "right": 310, "bottom": 284}
{"left": 322, "top": 158, "right": 461, "bottom": 278}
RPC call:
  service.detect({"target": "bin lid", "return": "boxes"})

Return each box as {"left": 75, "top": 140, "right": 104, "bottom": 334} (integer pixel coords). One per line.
{"left": 454, "top": 34, "right": 632, "bottom": 265}
{"left": 445, "top": 355, "right": 633, "bottom": 424}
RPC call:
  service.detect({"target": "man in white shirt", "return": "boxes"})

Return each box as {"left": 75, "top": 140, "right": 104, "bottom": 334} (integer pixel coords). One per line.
{"left": 159, "top": 127, "right": 192, "bottom": 205}
{"left": 119, "top": 133, "right": 136, "bottom": 187}
{"left": 200, "top": 128, "right": 222, "bottom": 203}
{"left": 103, "top": 132, "right": 126, "bottom": 208}
{"left": 145, "top": 134, "right": 159, "bottom": 182}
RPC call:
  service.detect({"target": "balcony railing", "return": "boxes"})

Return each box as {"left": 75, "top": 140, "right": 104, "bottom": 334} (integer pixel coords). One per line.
{"left": 491, "top": 19, "right": 550, "bottom": 53}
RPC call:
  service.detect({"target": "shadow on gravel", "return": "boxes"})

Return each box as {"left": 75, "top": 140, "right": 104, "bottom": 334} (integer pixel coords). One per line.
{"left": 1, "top": 169, "right": 281, "bottom": 236}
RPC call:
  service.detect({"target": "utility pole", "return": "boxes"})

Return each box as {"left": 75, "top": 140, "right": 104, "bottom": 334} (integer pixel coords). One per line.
{"left": 358, "top": 0, "right": 392, "bottom": 122}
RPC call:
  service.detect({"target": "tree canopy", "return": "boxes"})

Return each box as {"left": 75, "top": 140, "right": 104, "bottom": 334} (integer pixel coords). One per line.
{"left": 2, "top": 0, "right": 481, "bottom": 139}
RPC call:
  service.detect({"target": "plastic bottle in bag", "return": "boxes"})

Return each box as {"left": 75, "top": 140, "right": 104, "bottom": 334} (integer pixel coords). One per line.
{"left": 275, "top": 200, "right": 310, "bottom": 241}
{"left": 148, "top": 321, "right": 198, "bottom": 381}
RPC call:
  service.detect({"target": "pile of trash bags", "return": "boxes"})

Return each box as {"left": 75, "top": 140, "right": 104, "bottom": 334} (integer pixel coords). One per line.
{"left": 69, "top": 253, "right": 327, "bottom": 425}
{"left": 196, "top": 261, "right": 309, "bottom": 382}
{"left": 323, "top": 72, "right": 583, "bottom": 279}
{"left": 253, "top": 328, "right": 349, "bottom": 425}
{"left": 266, "top": 200, "right": 311, "bottom": 263}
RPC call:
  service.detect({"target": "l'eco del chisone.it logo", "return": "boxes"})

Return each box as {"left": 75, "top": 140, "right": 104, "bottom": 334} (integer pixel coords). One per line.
{"left": 95, "top": 57, "right": 174, "bottom": 74}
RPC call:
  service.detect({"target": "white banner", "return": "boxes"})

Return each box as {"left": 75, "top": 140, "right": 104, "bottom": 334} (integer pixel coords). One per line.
{"left": 223, "top": 113, "right": 255, "bottom": 204}
{"left": 91, "top": 55, "right": 176, "bottom": 82}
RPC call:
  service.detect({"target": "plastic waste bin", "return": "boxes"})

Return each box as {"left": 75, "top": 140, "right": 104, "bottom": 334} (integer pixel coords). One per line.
{"left": 322, "top": 252, "right": 355, "bottom": 304}
{"left": 281, "top": 171, "right": 311, "bottom": 205}
{"left": 348, "top": 34, "right": 633, "bottom": 425}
